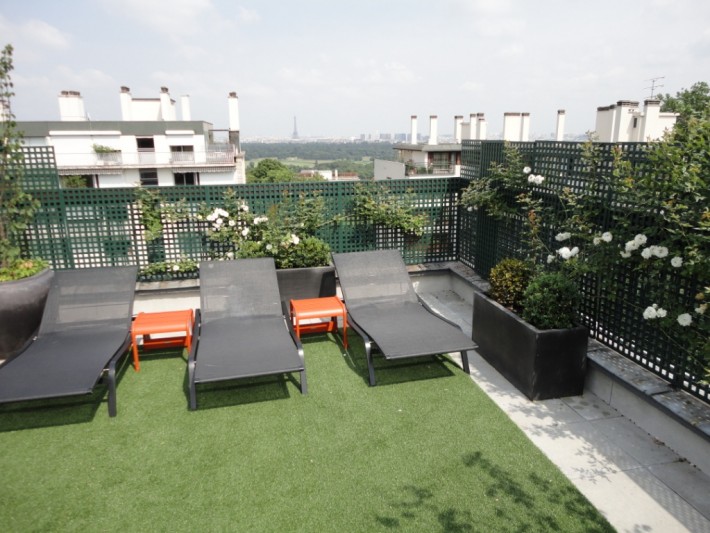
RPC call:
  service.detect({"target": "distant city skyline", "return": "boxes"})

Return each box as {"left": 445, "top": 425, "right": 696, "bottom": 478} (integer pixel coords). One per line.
{"left": 2, "top": 0, "right": 708, "bottom": 138}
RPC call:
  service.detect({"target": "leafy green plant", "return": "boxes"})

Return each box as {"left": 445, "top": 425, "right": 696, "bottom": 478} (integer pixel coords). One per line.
{"left": 199, "top": 188, "right": 333, "bottom": 268}
{"left": 353, "top": 183, "right": 427, "bottom": 236}
{"left": 0, "top": 44, "right": 46, "bottom": 281}
{"left": 522, "top": 272, "right": 580, "bottom": 330}
{"left": 61, "top": 175, "right": 89, "bottom": 189}
{"left": 92, "top": 143, "right": 117, "bottom": 154}
{"left": 140, "top": 258, "right": 198, "bottom": 279}
{"left": 488, "top": 258, "right": 533, "bottom": 313}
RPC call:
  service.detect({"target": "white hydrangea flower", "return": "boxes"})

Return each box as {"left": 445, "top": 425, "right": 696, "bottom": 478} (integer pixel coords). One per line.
{"left": 695, "top": 303, "right": 707, "bottom": 315}
{"left": 602, "top": 232, "right": 613, "bottom": 242}
{"left": 527, "top": 174, "right": 545, "bottom": 185}
{"left": 228, "top": 219, "right": 236, "bottom": 227}
{"left": 523, "top": 166, "right": 531, "bottom": 174}
{"left": 620, "top": 251, "right": 632, "bottom": 258}
{"left": 656, "top": 307, "right": 667, "bottom": 318}
{"left": 671, "top": 256, "right": 683, "bottom": 268}
{"left": 547, "top": 254, "right": 555, "bottom": 264}
{"left": 557, "top": 246, "right": 578, "bottom": 260}
{"left": 555, "top": 232, "right": 571, "bottom": 242}
{"left": 641, "top": 247, "right": 653, "bottom": 259}
{"left": 172, "top": 264, "right": 180, "bottom": 271}
{"left": 593, "top": 236, "right": 601, "bottom": 246}
{"left": 677, "top": 313, "right": 692, "bottom": 326}
{"left": 265, "top": 244, "right": 273, "bottom": 251}
{"left": 254, "top": 216, "right": 268, "bottom": 224}
{"left": 653, "top": 246, "right": 668, "bottom": 258}
{"left": 643, "top": 306, "right": 657, "bottom": 320}
{"left": 625, "top": 240, "right": 639, "bottom": 253}
{"left": 291, "top": 234, "right": 300, "bottom": 245}
{"left": 633, "top": 234, "right": 647, "bottom": 246}
{"left": 241, "top": 227, "right": 249, "bottom": 237}
{"left": 240, "top": 204, "right": 249, "bottom": 212}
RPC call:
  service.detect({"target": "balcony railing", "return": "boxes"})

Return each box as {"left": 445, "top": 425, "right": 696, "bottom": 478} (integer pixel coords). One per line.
{"left": 52, "top": 147, "right": 237, "bottom": 169}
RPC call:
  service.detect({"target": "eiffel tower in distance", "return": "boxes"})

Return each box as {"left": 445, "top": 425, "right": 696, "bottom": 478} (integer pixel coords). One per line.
{"left": 292, "top": 116, "right": 299, "bottom": 139}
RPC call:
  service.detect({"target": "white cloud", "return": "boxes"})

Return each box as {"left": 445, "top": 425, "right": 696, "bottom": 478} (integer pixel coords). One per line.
{"left": 99, "top": 0, "right": 214, "bottom": 36}
{"left": 237, "top": 6, "right": 260, "bottom": 23}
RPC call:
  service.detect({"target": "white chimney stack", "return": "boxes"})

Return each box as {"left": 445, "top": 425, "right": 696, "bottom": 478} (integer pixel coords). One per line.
{"left": 228, "top": 92, "right": 240, "bottom": 131}
{"left": 454, "top": 115, "right": 463, "bottom": 143}
{"left": 120, "top": 86, "right": 132, "bottom": 120}
{"left": 410, "top": 115, "right": 418, "bottom": 144}
{"left": 428, "top": 115, "right": 438, "bottom": 145}
{"left": 555, "top": 109, "right": 566, "bottom": 141}
{"left": 181, "top": 95, "right": 191, "bottom": 121}
{"left": 477, "top": 114, "right": 487, "bottom": 140}
{"left": 159, "top": 86, "right": 176, "bottom": 120}
{"left": 58, "top": 90, "right": 87, "bottom": 121}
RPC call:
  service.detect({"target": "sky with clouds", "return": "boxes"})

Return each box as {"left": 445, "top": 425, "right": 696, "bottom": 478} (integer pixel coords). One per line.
{"left": 1, "top": 0, "right": 709, "bottom": 139}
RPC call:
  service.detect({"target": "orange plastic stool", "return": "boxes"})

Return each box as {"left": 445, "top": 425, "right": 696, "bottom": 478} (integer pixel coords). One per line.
{"left": 290, "top": 296, "right": 347, "bottom": 349}
{"left": 131, "top": 309, "right": 194, "bottom": 371}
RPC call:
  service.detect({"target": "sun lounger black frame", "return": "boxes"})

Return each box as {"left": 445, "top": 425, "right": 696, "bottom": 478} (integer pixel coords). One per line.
{"left": 332, "top": 250, "right": 473, "bottom": 386}
{"left": 0, "top": 266, "right": 137, "bottom": 417}
{"left": 188, "top": 258, "right": 307, "bottom": 410}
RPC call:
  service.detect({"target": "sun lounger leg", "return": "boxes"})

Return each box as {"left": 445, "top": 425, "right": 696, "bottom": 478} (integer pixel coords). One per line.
{"left": 300, "top": 369, "right": 308, "bottom": 395}
{"left": 460, "top": 350, "right": 471, "bottom": 375}
{"left": 365, "top": 340, "right": 376, "bottom": 386}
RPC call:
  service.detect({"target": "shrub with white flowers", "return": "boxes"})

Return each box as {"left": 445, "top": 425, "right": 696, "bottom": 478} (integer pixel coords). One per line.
{"left": 198, "top": 188, "right": 332, "bottom": 269}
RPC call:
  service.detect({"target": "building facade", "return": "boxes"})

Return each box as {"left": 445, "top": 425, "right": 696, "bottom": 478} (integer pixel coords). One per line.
{"left": 16, "top": 87, "right": 246, "bottom": 188}
{"left": 594, "top": 99, "right": 678, "bottom": 142}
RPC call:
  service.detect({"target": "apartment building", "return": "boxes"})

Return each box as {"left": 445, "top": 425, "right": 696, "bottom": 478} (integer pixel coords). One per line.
{"left": 17, "top": 87, "right": 246, "bottom": 187}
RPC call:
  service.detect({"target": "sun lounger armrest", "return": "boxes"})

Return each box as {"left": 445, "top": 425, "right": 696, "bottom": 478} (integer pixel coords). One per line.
{"left": 187, "top": 309, "right": 201, "bottom": 369}
{"left": 282, "top": 301, "right": 305, "bottom": 363}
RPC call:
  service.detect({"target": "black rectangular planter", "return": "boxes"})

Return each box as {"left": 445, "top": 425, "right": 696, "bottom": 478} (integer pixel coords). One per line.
{"left": 472, "top": 291, "right": 588, "bottom": 401}
{"left": 276, "top": 266, "right": 336, "bottom": 305}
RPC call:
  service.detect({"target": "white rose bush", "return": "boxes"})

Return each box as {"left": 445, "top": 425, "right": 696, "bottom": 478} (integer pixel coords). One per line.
{"left": 460, "top": 131, "right": 709, "bottom": 384}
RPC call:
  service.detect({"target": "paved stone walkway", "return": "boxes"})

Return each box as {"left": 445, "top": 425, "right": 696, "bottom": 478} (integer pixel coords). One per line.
{"left": 418, "top": 277, "right": 710, "bottom": 533}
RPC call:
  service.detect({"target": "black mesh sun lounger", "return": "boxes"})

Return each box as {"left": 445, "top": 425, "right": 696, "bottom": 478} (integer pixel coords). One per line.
{"left": 0, "top": 266, "right": 137, "bottom": 417}
{"left": 332, "top": 250, "right": 473, "bottom": 386}
{"left": 187, "top": 258, "right": 307, "bottom": 410}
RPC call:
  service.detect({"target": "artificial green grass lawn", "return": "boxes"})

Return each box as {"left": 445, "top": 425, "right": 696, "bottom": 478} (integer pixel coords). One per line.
{"left": 0, "top": 334, "right": 614, "bottom": 532}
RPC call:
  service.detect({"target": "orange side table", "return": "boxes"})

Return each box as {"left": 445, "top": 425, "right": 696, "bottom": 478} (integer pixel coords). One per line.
{"left": 290, "top": 296, "right": 347, "bottom": 349}
{"left": 131, "top": 309, "right": 194, "bottom": 371}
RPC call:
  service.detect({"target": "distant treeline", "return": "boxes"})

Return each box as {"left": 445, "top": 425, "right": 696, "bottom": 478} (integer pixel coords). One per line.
{"left": 242, "top": 142, "right": 396, "bottom": 162}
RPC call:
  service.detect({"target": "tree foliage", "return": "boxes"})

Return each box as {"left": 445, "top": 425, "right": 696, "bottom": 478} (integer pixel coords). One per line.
{"left": 0, "top": 43, "right": 45, "bottom": 279}
{"left": 246, "top": 158, "right": 295, "bottom": 183}
{"left": 658, "top": 81, "right": 710, "bottom": 123}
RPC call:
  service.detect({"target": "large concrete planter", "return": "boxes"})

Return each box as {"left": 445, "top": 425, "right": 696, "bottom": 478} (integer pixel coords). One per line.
{"left": 0, "top": 268, "right": 54, "bottom": 360}
{"left": 276, "top": 266, "right": 336, "bottom": 304}
{"left": 472, "top": 291, "right": 588, "bottom": 401}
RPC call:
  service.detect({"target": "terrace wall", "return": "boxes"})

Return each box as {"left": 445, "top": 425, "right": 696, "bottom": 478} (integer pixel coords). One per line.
{"left": 15, "top": 144, "right": 708, "bottom": 404}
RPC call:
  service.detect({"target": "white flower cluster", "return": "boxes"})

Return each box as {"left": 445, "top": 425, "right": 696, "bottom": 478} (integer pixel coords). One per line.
{"left": 641, "top": 245, "right": 669, "bottom": 259}
{"left": 527, "top": 174, "right": 545, "bottom": 185}
{"left": 623, "top": 233, "right": 647, "bottom": 254}
{"left": 593, "top": 232, "right": 613, "bottom": 245}
{"left": 253, "top": 216, "right": 269, "bottom": 225}
{"left": 557, "top": 246, "right": 579, "bottom": 260}
{"left": 523, "top": 167, "right": 532, "bottom": 174}
{"left": 619, "top": 233, "right": 683, "bottom": 269}
{"left": 555, "top": 232, "right": 571, "bottom": 242}
{"left": 643, "top": 304, "right": 667, "bottom": 320}
{"left": 206, "top": 208, "right": 229, "bottom": 222}
{"left": 677, "top": 313, "right": 693, "bottom": 327}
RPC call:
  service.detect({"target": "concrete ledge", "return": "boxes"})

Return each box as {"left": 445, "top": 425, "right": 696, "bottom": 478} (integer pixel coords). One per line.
{"left": 586, "top": 342, "right": 710, "bottom": 475}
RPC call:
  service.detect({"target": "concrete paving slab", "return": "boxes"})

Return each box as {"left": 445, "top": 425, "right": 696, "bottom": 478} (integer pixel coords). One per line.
{"left": 648, "top": 461, "right": 710, "bottom": 522}
{"left": 574, "top": 468, "right": 709, "bottom": 533}
{"left": 563, "top": 393, "right": 621, "bottom": 421}
{"left": 591, "top": 416, "right": 680, "bottom": 467}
